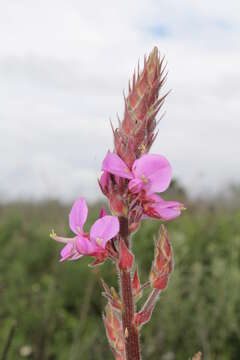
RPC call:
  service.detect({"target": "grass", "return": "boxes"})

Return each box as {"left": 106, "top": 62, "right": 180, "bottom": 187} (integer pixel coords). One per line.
{"left": 0, "top": 190, "right": 240, "bottom": 359}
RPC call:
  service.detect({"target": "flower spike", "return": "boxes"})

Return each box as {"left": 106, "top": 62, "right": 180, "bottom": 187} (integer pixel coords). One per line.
{"left": 51, "top": 47, "right": 184, "bottom": 360}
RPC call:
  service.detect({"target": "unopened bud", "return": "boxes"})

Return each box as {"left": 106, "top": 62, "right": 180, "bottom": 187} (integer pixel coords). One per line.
{"left": 150, "top": 225, "right": 173, "bottom": 290}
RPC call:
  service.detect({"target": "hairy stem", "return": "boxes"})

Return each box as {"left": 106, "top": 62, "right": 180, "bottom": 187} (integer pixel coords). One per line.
{"left": 118, "top": 217, "right": 141, "bottom": 360}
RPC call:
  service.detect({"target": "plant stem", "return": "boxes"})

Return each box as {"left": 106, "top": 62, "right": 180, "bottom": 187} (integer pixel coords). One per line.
{"left": 118, "top": 217, "right": 141, "bottom": 360}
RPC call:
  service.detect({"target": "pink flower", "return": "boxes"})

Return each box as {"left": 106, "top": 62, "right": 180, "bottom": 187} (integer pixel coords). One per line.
{"left": 102, "top": 152, "right": 171, "bottom": 195}
{"left": 50, "top": 198, "right": 119, "bottom": 262}
{"left": 143, "top": 193, "right": 184, "bottom": 221}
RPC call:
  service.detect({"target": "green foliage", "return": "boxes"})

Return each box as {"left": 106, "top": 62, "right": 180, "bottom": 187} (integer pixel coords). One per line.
{"left": 0, "top": 200, "right": 240, "bottom": 359}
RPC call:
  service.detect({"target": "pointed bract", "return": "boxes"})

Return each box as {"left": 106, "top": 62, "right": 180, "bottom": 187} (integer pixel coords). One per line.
{"left": 132, "top": 267, "right": 142, "bottom": 300}
{"left": 150, "top": 225, "right": 173, "bottom": 290}
{"left": 135, "top": 304, "right": 154, "bottom": 328}
{"left": 119, "top": 238, "right": 134, "bottom": 271}
{"left": 99, "top": 207, "right": 108, "bottom": 218}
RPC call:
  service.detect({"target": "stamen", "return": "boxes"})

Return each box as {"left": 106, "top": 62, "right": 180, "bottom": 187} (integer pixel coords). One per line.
{"left": 96, "top": 237, "right": 102, "bottom": 246}
{"left": 140, "top": 174, "right": 148, "bottom": 184}
{"left": 50, "top": 229, "right": 56, "bottom": 238}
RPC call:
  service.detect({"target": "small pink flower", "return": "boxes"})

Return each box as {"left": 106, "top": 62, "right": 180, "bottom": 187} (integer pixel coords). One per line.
{"left": 50, "top": 198, "right": 119, "bottom": 262}
{"left": 102, "top": 152, "right": 171, "bottom": 195}
{"left": 143, "top": 193, "right": 184, "bottom": 221}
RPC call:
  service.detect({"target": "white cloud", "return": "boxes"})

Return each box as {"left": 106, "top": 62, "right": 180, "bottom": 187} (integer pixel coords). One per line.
{"left": 0, "top": 0, "right": 239, "bottom": 202}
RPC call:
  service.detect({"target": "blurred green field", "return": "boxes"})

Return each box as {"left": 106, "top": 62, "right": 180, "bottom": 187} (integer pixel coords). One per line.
{"left": 1, "top": 188, "right": 240, "bottom": 359}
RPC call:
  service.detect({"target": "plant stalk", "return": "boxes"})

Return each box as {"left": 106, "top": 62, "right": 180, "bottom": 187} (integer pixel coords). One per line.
{"left": 118, "top": 217, "right": 141, "bottom": 360}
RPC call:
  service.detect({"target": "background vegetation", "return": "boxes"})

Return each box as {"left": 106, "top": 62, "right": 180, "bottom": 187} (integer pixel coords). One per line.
{"left": 1, "top": 184, "right": 240, "bottom": 359}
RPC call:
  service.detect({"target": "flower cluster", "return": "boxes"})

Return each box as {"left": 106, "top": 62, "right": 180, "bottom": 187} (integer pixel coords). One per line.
{"left": 51, "top": 149, "right": 183, "bottom": 262}
{"left": 101, "top": 151, "right": 184, "bottom": 226}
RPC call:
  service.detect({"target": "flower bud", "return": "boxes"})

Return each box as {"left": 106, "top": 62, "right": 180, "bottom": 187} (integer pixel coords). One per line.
{"left": 103, "top": 303, "right": 124, "bottom": 360}
{"left": 149, "top": 225, "right": 173, "bottom": 290}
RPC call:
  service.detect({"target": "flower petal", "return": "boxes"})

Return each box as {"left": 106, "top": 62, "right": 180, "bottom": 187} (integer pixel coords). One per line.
{"left": 60, "top": 238, "right": 82, "bottom": 261}
{"left": 132, "top": 154, "right": 172, "bottom": 193}
{"left": 60, "top": 243, "right": 74, "bottom": 262}
{"left": 90, "top": 216, "right": 120, "bottom": 248}
{"left": 102, "top": 152, "right": 133, "bottom": 179}
{"left": 70, "top": 252, "right": 83, "bottom": 261}
{"left": 144, "top": 194, "right": 183, "bottom": 221}
{"left": 99, "top": 171, "right": 109, "bottom": 190}
{"left": 76, "top": 234, "right": 99, "bottom": 255}
{"left": 69, "top": 198, "right": 88, "bottom": 235}
{"left": 153, "top": 200, "right": 182, "bottom": 220}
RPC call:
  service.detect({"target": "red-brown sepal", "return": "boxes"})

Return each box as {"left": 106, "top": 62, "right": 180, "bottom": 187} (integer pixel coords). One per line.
{"left": 128, "top": 203, "right": 143, "bottom": 233}
{"left": 88, "top": 252, "right": 108, "bottom": 267}
{"left": 88, "top": 241, "right": 118, "bottom": 267}
{"left": 132, "top": 266, "right": 142, "bottom": 301}
{"left": 98, "top": 173, "right": 128, "bottom": 217}
{"left": 101, "top": 279, "right": 122, "bottom": 311}
{"left": 119, "top": 238, "right": 134, "bottom": 271}
{"left": 135, "top": 289, "right": 160, "bottom": 328}
{"left": 135, "top": 304, "right": 154, "bottom": 328}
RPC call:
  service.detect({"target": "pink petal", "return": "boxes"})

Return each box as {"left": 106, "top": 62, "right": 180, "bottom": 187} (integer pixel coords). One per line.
{"left": 128, "top": 178, "right": 144, "bottom": 193}
{"left": 60, "top": 238, "right": 82, "bottom": 261}
{"left": 90, "top": 216, "right": 120, "bottom": 249}
{"left": 69, "top": 198, "right": 88, "bottom": 235}
{"left": 153, "top": 200, "right": 182, "bottom": 220}
{"left": 102, "top": 152, "right": 133, "bottom": 180}
{"left": 76, "top": 234, "right": 99, "bottom": 255}
{"left": 99, "top": 171, "right": 109, "bottom": 190}
{"left": 145, "top": 194, "right": 183, "bottom": 221}
{"left": 70, "top": 252, "right": 83, "bottom": 261}
{"left": 132, "top": 154, "right": 172, "bottom": 194}
{"left": 60, "top": 243, "right": 74, "bottom": 262}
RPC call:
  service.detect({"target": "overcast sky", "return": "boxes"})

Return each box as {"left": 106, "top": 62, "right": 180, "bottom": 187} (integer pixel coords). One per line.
{"left": 0, "top": 0, "right": 240, "bottom": 202}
